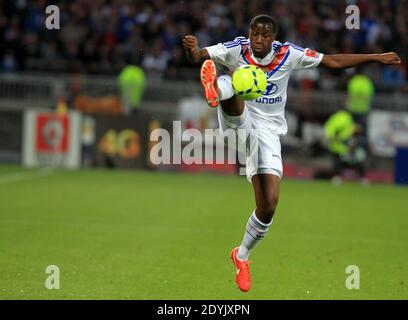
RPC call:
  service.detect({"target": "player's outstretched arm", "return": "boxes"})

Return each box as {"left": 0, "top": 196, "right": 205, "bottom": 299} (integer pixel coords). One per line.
{"left": 182, "top": 35, "right": 210, "bottom": 64}
{"left": 320, "top": 52, "right": 401, "bottom": 69}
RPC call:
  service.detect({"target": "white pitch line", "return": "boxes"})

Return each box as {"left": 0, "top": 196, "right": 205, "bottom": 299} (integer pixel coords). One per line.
{"left": 0, "top": 168, "right": 54, "bottom": 184}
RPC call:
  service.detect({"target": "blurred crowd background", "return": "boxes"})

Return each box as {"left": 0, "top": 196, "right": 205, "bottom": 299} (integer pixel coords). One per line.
{"left": 0, "top": 0, "right": 407, "bottom": 184}
{"left": 0, "top": 0, "right": 407, "bottom": 92}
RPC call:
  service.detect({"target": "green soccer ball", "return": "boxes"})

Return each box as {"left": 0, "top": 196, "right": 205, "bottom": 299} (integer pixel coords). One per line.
{"left": 232, "top": 65, "right": 267, "bottom": 100}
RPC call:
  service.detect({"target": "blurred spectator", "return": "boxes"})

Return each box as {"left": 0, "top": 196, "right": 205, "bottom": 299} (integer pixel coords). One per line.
{"left": 382, "top": 65, "right": 406, "bottom": 92}
{"left": 2, "top": 50, "right": 18, "bottom": 72}
{"left": 141, "top": 39, "right": 169, "bottom": 78}
{"left": 347, "top": 73, "right": 374, "bottom": 129}
{"left": 118, "top": 65, "right": 146, "bottom": 114}
{"left": 324, "top": 109, "right": 367, "bottom": 184}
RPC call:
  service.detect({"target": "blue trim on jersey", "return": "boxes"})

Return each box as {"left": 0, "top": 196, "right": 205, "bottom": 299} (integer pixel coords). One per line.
{"left": 272, "top": 43, "right": 282, "bottom": 52}
{"left": 284, "top": 42, "right": 305, "bottom": 52}
{"left": 224, "top": 42, "right": 241, "bottom": 49}
{"left": 224, "top": 40, "right": 238, "bottom": 46}
{"left": 290, "top": 45, "right": 304, "bottom": 52}
{"left": 268, "top": 47, "right": 291, "bottom": 76}
{"left": 224, "top": 43, "right": 246, "bottom": 49}
{"left": 224, "top": 42, "right": 249, "bottom": 48}
{"left": 223, "top": 37, "right": 249, "bottom": 49}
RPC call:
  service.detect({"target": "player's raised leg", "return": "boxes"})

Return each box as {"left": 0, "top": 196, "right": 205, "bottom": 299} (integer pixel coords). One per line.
{"left": 231, "top": 174, "right": 280, "bottom": 292}
{"left": 200, "top": 60, "right": 244, "bottom": 116}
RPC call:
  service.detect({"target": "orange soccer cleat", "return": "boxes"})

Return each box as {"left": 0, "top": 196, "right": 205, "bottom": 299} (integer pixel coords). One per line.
{"left": 200, "top": 59, "right": 219, "bottom": 108}
{"left": 230, "top": 247, "right": 251, "bottom": 292}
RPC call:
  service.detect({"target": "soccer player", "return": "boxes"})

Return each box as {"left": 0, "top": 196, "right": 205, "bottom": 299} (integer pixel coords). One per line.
{"left": 182, "top": 14, "right": 401, "bottom": 292}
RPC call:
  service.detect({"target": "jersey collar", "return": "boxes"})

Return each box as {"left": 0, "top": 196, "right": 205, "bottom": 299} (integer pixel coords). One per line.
{"left": 248, "top": 41, "right": 282, "bottom": 66}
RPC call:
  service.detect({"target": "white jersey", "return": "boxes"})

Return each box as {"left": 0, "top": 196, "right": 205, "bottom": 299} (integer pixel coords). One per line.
{"left": 206, "top": 37, "right": 324, "bottom": 135}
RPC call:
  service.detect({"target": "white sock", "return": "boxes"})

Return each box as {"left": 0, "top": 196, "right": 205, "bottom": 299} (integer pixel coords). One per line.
{"left": 237, "top": 211, "right": 273, "bottom": 261}
{"left": 217, "top": 75, "right": 234, "bottom": 101}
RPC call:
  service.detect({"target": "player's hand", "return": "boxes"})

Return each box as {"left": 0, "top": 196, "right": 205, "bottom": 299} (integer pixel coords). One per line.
{"left": 377, "top": 52, "right": 401, "bottom": 66}
{"left": 183, "top": 35, "right": 198, "bottom": 52}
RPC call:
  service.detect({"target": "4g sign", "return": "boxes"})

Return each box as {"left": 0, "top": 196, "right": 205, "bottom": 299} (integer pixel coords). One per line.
{"left": 98, "top": 129, "right": 141, "bottom": 159}
{"left": 94, "top": 115, "right": 149, "bottom": 169}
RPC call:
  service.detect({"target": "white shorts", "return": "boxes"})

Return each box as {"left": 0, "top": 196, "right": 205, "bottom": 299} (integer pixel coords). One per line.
{"left": 217, "top": 106, "right": 283, "bottom": 183}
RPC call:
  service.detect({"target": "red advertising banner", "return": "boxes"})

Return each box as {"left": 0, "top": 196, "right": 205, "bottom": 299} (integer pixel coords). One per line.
{"left": 35, "top": 114, "right": 70, "bottom": 154}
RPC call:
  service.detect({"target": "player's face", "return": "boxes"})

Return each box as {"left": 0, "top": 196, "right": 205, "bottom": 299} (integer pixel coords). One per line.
{"left": 249, "top": 23, "right": 275, "bottom": 58}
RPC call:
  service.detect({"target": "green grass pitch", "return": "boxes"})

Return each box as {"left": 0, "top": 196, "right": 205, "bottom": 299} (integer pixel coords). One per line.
{"left": 0, "top": 164, "right": 407, "bottom": 300}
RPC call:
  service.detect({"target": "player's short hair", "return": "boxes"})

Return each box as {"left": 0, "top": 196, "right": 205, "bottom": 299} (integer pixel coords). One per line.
{"left": 250, "top": 15, "right": 278, "bottom": 35}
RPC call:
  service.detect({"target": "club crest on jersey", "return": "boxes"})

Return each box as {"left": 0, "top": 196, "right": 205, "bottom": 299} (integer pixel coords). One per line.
{"left": 306, "top": 49, "right": 317, "bottom": 58}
